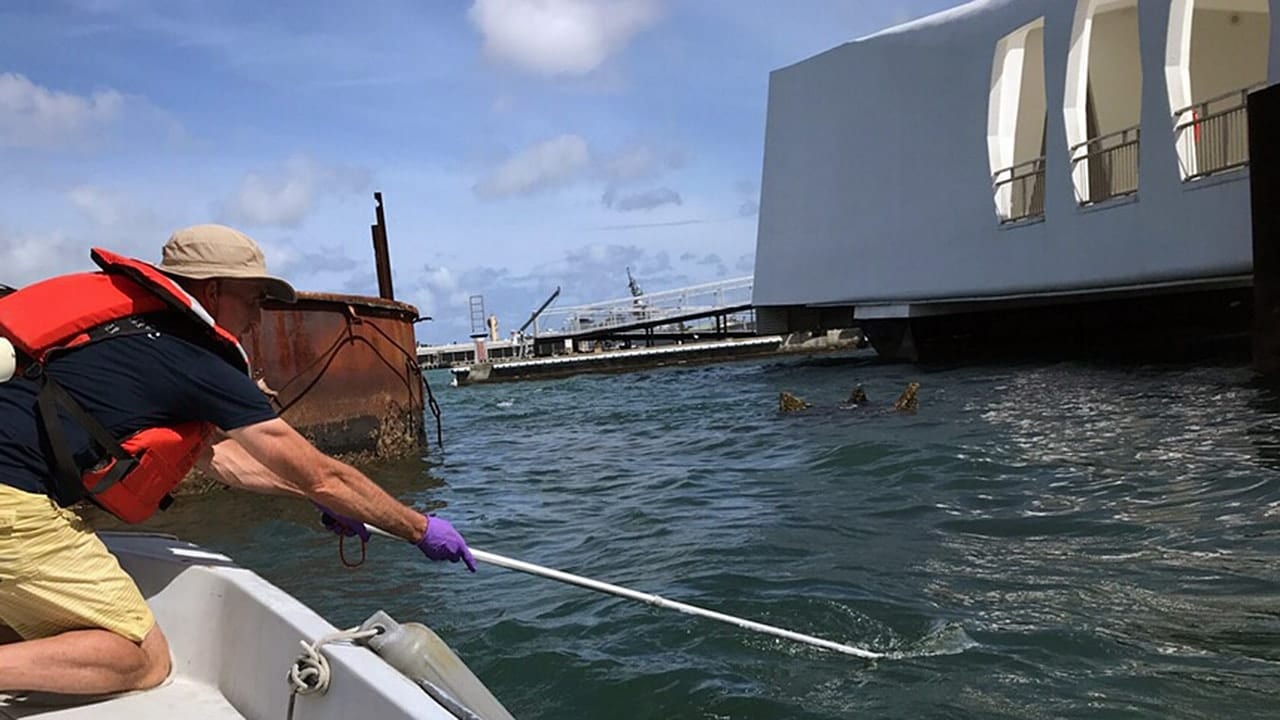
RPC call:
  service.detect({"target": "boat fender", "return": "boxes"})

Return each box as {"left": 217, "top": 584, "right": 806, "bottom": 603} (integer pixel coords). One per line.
{"left": 0, "top": 338, "right": 14, "bottom": 383}
{"left": 358, "top": 611, "right": 514, "bottom": 720}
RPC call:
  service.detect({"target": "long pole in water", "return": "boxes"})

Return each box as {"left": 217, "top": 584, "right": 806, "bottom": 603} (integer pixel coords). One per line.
{"left": 369, "top": 526, "right": 883, "bottom": 660}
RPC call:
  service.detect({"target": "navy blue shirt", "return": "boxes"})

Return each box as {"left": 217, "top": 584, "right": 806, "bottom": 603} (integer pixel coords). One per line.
{"left": 0, "top": 330, "right": 276, "bottom": 503}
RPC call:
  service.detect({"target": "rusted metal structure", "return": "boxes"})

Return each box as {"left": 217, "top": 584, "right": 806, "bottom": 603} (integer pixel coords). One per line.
{"left": 243, "top": 193, "right": 438, "bottom": 459}
{"left": 245, "top": 293, "right": 430, "bottom": 459}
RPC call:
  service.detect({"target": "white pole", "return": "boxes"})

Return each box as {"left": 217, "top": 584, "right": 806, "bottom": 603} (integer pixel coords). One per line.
{"left": 370, "top": 526, "right": 883, "bottom": 660}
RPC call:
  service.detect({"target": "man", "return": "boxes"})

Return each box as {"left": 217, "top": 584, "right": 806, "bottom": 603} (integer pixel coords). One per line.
{"left": 0, "top": 224, "right": 473, "bottom": 696}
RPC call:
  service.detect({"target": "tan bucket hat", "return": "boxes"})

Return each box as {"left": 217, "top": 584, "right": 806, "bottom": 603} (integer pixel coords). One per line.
{"left": 158, "top": 224, "right": 297, "bottom": 303}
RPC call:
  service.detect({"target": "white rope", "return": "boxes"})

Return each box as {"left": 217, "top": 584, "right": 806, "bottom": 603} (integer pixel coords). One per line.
{"left": 287, "top": 626, "right": 382, "bottom": 697}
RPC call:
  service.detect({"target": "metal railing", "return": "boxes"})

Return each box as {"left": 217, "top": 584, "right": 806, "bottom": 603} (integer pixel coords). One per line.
{"left": 1173, "top": 85, "right": 1262, "bottom": 181}
{"left": 991, "top": 156, "right": 1046, "bottom": 223}
{"left": 534, "top": 276, "right": 756, "bottom": 337}
{"left": 1070, "top": 125, "right": 1139, "bottom": 205}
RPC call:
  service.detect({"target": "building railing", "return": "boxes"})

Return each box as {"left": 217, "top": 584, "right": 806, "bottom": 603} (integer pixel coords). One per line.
{"left": 1069, "top": 125, "right": 1139, "bottom": 205}
{"left": 534, "top": 276, "right": 755, "bottom": 337}
{"left": 991, "top": 156, "right": 1045, "bottom": 223}
{"left": 1173, "top": 84, "right": 1262, "bottom": 181}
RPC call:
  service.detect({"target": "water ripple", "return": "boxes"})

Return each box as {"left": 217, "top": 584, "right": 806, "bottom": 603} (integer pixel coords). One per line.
{"left": 132, "top": 357, "right": 1280, "bottom": 718}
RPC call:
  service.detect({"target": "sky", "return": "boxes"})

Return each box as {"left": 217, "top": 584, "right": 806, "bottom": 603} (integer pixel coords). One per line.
{"left": 0, "top": 0, "right": 958, "bottom": 344}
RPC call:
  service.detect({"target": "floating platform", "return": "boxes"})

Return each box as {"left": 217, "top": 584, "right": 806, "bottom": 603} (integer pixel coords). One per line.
{"left": 448, "top": 331, "right": 862, "bottom": 386}
{"left": 451, "top": 337, "right": 782, "bottom": 385}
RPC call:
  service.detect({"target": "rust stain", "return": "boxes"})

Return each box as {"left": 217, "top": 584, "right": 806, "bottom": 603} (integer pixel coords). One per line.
{"left": 241, "top": 291, "right": 426, "bottom": 459}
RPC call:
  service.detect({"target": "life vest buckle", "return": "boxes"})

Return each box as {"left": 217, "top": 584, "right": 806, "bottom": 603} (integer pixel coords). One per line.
{"left": 89, "top": 455, "right": 139, "bottom": 495}
{"left": 22, "top": 361, "right": 43, "bottom": 381}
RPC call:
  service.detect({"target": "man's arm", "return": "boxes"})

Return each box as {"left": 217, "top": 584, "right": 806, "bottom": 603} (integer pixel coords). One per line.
{"left": 196, "top": 435, "right": 306, "bottom": 498}
{"left": 225, "top": 418, "right": 427, "bottom": 543}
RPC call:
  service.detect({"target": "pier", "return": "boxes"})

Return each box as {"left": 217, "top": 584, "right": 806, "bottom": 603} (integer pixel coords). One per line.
{"left": 418, "top": 276, "right": 866, "bottom": 384}
{"left": 448, "top": 336, "right": 785, "bottom": 385}
{"left": 531, "top": 276, "right": 756, "bottom": 349}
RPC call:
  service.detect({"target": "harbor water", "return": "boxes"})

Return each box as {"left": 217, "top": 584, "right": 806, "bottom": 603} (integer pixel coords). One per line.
{"left": 142, "top": 353, "right": 1280, "bottom": 718}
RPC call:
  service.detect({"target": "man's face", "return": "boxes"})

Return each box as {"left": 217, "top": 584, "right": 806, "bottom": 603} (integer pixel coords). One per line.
{"left": 210, "top": 279, "right": 267, "bottom": 336}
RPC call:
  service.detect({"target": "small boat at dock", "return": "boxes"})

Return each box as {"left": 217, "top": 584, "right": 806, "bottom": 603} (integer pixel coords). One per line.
{"left": 0, "top": 532, "right": 513, "bottom": 720}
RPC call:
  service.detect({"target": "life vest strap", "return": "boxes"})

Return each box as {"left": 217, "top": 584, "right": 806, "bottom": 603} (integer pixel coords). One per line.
{"left": 33, "top": 367, "right": 138, "bottom": 504}
{"left": 82, "top": 315, "right": 158, "bottom": 345}
{"left": 29, "top": 316, "right": 157, "bottom": 504}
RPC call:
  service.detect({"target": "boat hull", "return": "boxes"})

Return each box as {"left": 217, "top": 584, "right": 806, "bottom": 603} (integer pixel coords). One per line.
{"left": 0, "top": 533, "right": 498, "bottom": 720}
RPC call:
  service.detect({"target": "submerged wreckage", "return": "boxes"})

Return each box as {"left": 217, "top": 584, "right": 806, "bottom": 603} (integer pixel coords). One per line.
{"left": 249, "top": 193, "right": 439, "bottom": 459}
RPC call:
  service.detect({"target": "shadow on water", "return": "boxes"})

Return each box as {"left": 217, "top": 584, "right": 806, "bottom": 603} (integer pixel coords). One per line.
{"left": 758, "top": 350, "right": 885, "bottom": 371}
{"left": 1243, "top": 374, "right": 1280, "bottom": 473}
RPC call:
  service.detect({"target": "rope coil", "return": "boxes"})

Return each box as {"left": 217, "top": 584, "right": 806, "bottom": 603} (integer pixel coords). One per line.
{"left": 287, "top": 626, "right": 382, "bottom": 696}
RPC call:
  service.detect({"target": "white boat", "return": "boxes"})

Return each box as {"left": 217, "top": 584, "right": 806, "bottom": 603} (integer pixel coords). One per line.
{"left": 0, "top": 532, "right": 513, "bottom": 720}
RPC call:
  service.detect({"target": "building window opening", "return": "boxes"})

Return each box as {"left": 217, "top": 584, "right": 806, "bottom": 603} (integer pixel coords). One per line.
{"left": 1064, "top": 0, "right": 1142, "bottom": 205}
{"left": 1167, "top": 0, "right": 1271, "bottom": 180}
{"left": 989, "top": 17, "right": 1047, "bottom": 224}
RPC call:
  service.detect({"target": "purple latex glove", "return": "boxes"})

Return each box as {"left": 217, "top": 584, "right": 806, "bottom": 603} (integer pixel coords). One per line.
{"left": 416, "top": 515, "right": 476, "bottom": 572}
{"left": 314, "top": 502, "right": 371, "bottom": 543}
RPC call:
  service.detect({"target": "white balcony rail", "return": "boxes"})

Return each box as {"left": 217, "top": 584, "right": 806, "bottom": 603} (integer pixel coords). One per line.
{"left": 992, "top": 156, "right": 1046, "bottom": 223}
{"left": 1173, "top": 84, "right": 1264, "bottom": 181}
{"left": 1070, "top": 125, "right": 1140, "bottom": 205}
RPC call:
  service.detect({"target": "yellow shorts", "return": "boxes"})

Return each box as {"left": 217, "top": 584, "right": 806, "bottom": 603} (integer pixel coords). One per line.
{"left": 0, "top": 485, "right": 154, "bottom": 643}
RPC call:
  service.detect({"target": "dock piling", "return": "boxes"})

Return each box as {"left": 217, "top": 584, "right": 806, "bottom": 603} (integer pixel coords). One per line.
{"left": 1251, "top": 84, "right": 1280, "bottom": 374}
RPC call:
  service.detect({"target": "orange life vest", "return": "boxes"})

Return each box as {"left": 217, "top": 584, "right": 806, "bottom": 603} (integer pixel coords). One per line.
{"left": 0, "top": 248, "right": 250, "bottom": 523}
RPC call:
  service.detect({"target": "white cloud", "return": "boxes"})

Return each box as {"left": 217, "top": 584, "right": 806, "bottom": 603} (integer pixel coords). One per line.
{"left": 601, "top": 186, "right": 682, "bottom": 212}
{"left": 404, "top": 264, "right": 474, "bottom": 322}
{"left": 67, "top": 184, "right": 159, "bottom": 229}
{"left": 474, "top": 134, "right": 591, "bottom": 199}
{"left": 68, "top": 185, "right": 124, "bottom": 227}
{"left": 0, "top": 228, "right": 95, "bottom": 288}
{"left": 598, "top": 144, "right": 686, "bottom": 210}
{"left": 221, "top": 154, "right": 371, "bottom": 228}
{"left": 413, "top": 243, "right": 697, "bottom": 343}
{"left": 237, "top": 236, "right": 370, "bottom": 295}
{"left": 678, "top": 250, "right": 726, "bottom": 276}
{"left": 474, "top": 136, "right": 690, "bottom": 202}
{"left": 468, "top": 0, "right": 661, "bottom": 76}
{"left": 603, "top": 144, "right": 660, "bottom": 181}
{"left": 544, "top": 243, "right": 679, "bottom": 302}
{"left": 0, "top": 73, "right": 125, "bottom": 148}
{"left": 600, "top": 144, "right": 683, "bottom": 183}
{"left": 734, "top": 177, "right": 760, "bottom": 216}
{"left": 254, "top": 237, "right": 305, "bottom": 277}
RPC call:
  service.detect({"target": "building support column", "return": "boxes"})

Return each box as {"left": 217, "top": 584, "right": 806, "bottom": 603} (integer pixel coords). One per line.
{"left": 1250, "top": 84, "right": 1280, "bottom": 373}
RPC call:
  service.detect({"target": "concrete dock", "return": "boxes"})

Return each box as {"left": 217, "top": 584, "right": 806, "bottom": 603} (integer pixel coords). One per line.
{"left": 445, "top": 331, "right": 863, "bottom": 386}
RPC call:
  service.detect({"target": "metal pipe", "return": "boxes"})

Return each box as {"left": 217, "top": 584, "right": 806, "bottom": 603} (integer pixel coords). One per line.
{"left": 371, "top": 192, "right": 395, "bottom": 301}
{"left": 518, "top": 286, "right": 562, "bottom": 335}
{"left": 366, "top": 526, "right": 883, "bottom": 660}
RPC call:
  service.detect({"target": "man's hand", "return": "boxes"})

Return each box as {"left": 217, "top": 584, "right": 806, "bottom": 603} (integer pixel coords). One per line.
{"left": 416, "top": 515, "right": 476, "bottom": 572}
{"left": 315, "top": 503, "right": 371, "bottom": 542}
{"left": 226, "top": 418, "right": 426, "bottom": 542}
